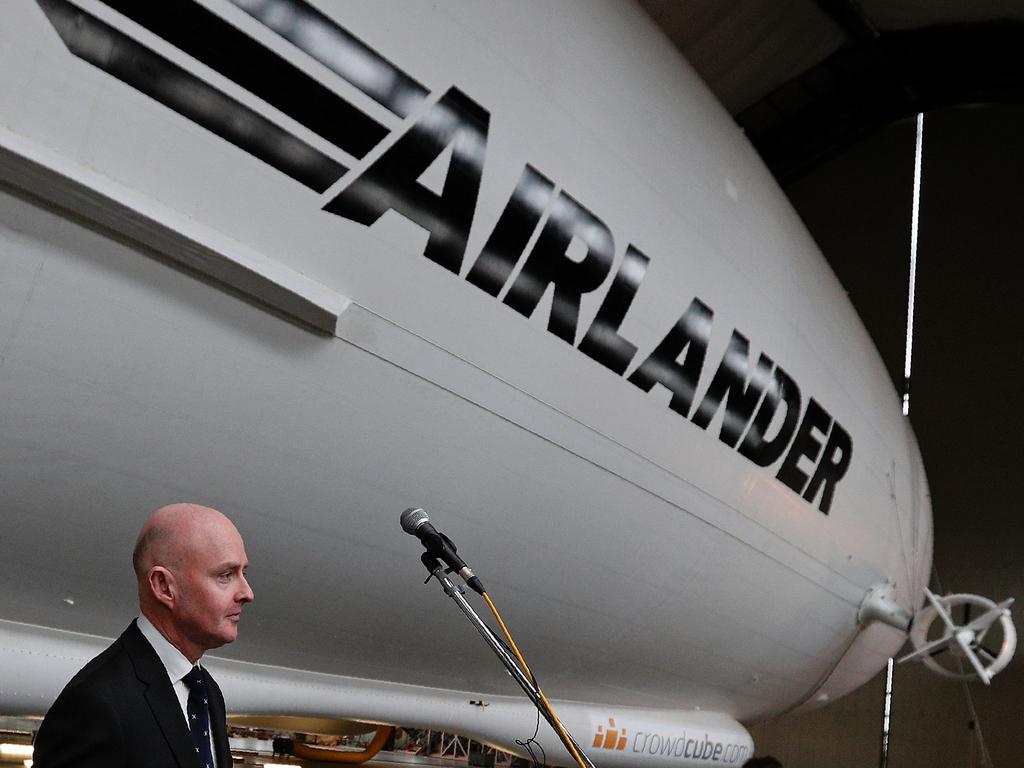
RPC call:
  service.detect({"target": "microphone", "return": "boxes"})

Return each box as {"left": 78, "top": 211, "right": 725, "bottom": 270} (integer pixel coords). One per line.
{"left": 401, "top": 507, "right": 485, "bottom": 594}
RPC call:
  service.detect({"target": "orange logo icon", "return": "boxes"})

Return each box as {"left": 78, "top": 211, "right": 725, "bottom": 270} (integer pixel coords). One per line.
{"left": 593, "top": 718, "right": 627, "bottom": 750}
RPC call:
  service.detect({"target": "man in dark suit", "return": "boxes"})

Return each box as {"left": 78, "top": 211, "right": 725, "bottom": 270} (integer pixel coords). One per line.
{"left": 34, "top": 503, "right": 254, "bottom": 767}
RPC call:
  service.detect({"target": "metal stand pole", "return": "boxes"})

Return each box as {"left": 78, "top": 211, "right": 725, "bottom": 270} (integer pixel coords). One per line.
{"left": 423, "top": 559, "right": 596, "bottom": 768}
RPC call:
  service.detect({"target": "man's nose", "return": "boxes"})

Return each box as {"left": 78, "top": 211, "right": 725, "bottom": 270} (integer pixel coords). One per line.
{"left": 238, "top": 575, "right": 254, "bottom": 603}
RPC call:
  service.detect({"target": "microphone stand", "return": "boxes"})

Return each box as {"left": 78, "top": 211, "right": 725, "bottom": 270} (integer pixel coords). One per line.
{"left": 420, "top": 554, "right": 596, "bottom": 768}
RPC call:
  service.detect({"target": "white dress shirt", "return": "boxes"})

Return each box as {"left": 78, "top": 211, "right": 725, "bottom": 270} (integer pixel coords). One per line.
{"left": 137, "top": 614, "right": 219, "bottom": 767}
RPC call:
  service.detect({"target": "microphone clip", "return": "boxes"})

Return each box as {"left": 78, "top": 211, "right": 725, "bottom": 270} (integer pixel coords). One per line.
{"left": 420, "top": 552, "right": 467, "bottom": 594}
{"left": 421, "top": 551, "right": 444, "bottom": 582}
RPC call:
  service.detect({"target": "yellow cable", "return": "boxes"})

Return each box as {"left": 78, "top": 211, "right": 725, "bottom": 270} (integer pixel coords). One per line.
{"left": 483, "top": 592, "right": 536, "bottom": 681}
{"left": 482, "top": 592, "right": 589, "bottom": 768}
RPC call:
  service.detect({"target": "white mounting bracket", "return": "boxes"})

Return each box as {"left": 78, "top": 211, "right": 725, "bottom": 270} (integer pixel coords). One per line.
{"left": 858, "top": 580, "right": 912, "bottom": 631}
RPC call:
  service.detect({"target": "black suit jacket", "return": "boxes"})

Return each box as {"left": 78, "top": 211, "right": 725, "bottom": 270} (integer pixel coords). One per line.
{"left": 34, "top": 621, "right": 232, "bottom": 768}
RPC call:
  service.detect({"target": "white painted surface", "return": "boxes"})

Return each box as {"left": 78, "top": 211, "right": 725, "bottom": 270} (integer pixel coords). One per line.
{"left": 0, "top": 1, "right": 932, "bottom": 763}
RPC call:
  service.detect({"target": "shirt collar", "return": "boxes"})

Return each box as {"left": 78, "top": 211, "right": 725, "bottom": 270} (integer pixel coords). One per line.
{"left": 137, "top": 613, "right": 199, "bottom": 684}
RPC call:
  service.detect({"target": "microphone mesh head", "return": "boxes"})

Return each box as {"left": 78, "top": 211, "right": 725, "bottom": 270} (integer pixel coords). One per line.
{"left": 400, "top": 507, "right": 429, "bottom": 534}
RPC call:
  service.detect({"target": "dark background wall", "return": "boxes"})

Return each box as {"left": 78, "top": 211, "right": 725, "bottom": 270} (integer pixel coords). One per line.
{"left": 750, "top": 102, "right": 1024, "bottom": 768}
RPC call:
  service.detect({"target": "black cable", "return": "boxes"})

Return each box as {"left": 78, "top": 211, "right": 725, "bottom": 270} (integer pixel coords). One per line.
{"left": 515, "top": 706, "right": 547, "bottom": 768}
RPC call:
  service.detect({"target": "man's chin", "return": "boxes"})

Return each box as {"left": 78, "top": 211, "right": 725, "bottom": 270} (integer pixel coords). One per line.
{"left": 206, "top": 627, "right": 238, "bottom": 650}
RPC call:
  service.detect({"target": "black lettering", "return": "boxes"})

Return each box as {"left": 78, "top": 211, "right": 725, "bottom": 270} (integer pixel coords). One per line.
{"left": 37, "top": 0, "right": 346, "bottom": 194}
{"left": 103, "top": 0, "right": 390, "bottom": 160}
{"left": 683, "top": 739, "right": 694, "bottom": 758}
{"left": 701, "top": 736, "right": 714, "bottom": 759}
{"left": 691, "top": 330, "right": 774, "bottom": 446}
{"left": 803, "top": 419, "right": 853, "bottom": 513}
{"left": 627, "top": 298, "right": 713, "bottom": 417}
{"left": 632, "top": 732, "right": 645, "bottom": 752}
{"left": 465, "top": 164, "right": 555, "bottom": 295}
{"left": 737, "top": 365, "right": 802, "bottom": 466}
{"left": 503, "top": 191, "right": 615, "bottom": 344}
{"left": 777, "top": 397, "right": 832, "bottom": 495}
{"left": 577, "top": 244, "right": 650, "bottom": 374}
{"left": 323, "top": 87, "right": 489, "bottom": 273}
{"left": 648, "top": 735, "right": 660, "bottom": 754}
{"left": 712, "top": 742, "right": 723, "bottom": 761}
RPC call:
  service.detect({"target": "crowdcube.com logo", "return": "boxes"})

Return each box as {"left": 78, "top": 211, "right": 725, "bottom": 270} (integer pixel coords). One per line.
{"left": 592, "top": 717, "right": 752, "bottom": 764}
{"left": 593, "top": 719, "right": 627, "bottom": 751}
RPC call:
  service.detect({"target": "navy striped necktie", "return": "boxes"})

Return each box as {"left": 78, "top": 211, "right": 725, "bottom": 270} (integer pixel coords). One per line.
{"left": 183, "top": 666, "right": 215, "bottom": 768}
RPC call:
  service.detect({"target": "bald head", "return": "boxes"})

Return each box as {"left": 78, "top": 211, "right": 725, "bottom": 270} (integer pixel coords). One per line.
{"left": 134, "top": 502, "right": 253, "bottom": 662}
{"left": 133, "top": 503, "right": 234, "bottom": 578}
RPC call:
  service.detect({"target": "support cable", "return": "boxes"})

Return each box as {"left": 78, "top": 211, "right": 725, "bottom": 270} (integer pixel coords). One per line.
{"left": 931, "top": 567, "right": 996, "bottom": 767}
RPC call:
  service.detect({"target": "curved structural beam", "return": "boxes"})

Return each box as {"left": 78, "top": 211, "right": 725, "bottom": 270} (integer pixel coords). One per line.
{"left": 289, "top": 725, "right": 395, "bottom": 763}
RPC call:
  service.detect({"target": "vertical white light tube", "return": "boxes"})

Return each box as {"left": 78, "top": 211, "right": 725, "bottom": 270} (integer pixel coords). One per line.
{"left": 903, "top": 113, "right": 924, "bottom": 416}
{"left": 880, "top": 656, "right": 894, "bottom": 768}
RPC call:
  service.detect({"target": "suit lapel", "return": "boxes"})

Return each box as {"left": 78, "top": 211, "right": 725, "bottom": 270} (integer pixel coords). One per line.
{"left": 123, "top": 622, "right": 199, "bottom": 768}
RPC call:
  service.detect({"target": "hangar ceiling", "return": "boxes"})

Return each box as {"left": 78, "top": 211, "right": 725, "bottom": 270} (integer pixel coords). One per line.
{"left": 641, "top": 0, "right": 1024, "bottom": 181}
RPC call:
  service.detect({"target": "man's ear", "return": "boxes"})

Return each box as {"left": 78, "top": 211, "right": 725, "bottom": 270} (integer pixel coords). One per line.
{"left": 148, "top": 566, "right": 176, "bottom": 608}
